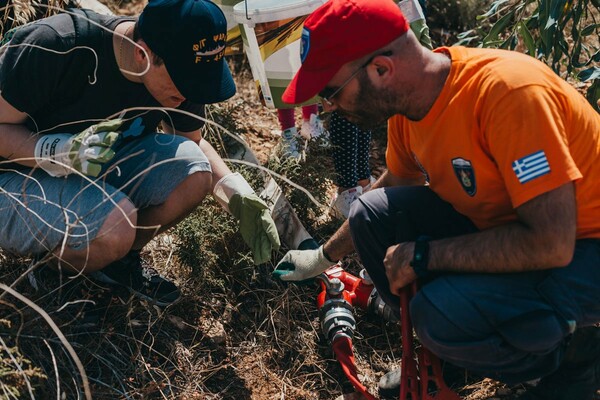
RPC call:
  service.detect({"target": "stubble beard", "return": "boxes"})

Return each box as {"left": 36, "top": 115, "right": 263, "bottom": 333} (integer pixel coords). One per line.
{"left": 340, "top": 71, "right": 397, "bottom": 130}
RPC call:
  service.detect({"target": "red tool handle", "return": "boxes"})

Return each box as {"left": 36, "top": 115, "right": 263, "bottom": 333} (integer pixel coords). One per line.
{"left": 332, "top": 336, "right": 379, "bottom": 400}
{"left": 399, "top": 283, "right": 461, "bottom": 400}
{"left": 399, "top": 285, "right": 420, "bottom": 400}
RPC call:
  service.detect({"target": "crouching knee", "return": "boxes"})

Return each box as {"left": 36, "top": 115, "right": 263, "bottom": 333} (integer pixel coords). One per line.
{"left": 99, "top": 198, "right": 137, "bottom": 258}
{"left": 72, "top": 198, "right": 137, "bottom": 271}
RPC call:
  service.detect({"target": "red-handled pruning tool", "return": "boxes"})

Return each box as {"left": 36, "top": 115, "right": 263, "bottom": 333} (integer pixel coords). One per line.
{"left": 316, "top": 265, "right": 461, "bottom": 400}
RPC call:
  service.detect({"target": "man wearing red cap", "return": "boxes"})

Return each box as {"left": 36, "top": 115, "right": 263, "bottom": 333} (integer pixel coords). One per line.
{"left": 272, "top": 0, "right": 600, "bottom": 398}
{"left": 0, "top": 0, "right": 279, "bottom": 313}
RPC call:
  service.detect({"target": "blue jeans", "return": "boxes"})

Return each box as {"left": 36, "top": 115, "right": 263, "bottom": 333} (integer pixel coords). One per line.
{"left": 348, "top": 186, "right": 600, "bottom": 384}
{"left": 0, "top": 133, "right": 210, "bottom": 254}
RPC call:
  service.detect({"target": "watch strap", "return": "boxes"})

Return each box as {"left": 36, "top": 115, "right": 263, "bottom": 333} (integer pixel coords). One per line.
{"left": 410, "top": 235, "right": 431, "bottom": 279}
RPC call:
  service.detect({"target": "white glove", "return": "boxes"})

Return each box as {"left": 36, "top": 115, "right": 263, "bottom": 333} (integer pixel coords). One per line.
{"left": 213, "top": 172, "right": 255, "bottom": 213}
{"left": 34, "top": 119, "right": 123, "bottom": 177}
{"left": 272, "top": 245, "right": 333, "bottom": 282}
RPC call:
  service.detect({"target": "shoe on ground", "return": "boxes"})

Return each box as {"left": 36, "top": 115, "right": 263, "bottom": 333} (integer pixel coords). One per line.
{"left": 378, "top": 368, "right": 401, "bottom": 399}
{"left": 28, "top": 262, "right": 111, "bottom": 330}
{"left": 330, "top": 186, "right": 363, "bottom": 219}
{"left": 516, "top": 326, "right": 600, "bottom": 400}
{"left": 91, "top": 251, "right": 181, "bottom": 307}
{"left": 278, "top": 127, "right": 304, "bottom": 160}
{"left": 301, "top": 113, "right": 325, "bottom": 139}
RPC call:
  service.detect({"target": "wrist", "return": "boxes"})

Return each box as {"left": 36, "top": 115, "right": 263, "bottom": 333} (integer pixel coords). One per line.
{"left": 34, "top": 134, "right": 71, "bottom": 177}
{"left": 321, "top": 245, "right": 335, "bottom": 263}
{"left": 213, "top": 172, "right": 255, "bottom": 213}
{"left": 410, "top": 235, "right": 431, "bottom": 279}
{"left": 317, "top": 246, "right": 335, "bottom": 273}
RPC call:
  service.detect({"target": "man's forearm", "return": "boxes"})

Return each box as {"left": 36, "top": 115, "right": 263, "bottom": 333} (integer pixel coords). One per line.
{"left": 427, "top": 223, "right": 572, "bottom": 274}
{"left": 322, "top": 170, "right": 426, "bottom": 263}
{"left": 198, "top": 138, "right": 233, "bottom": 190}
{"left": 322, "top": 220, "right": 355, "bottom": 262}
{"left": 428, "top": 184, "right": 577, "bottom": 273}
{"left": 0, "top": 123, "right": 37, "bottom": 167}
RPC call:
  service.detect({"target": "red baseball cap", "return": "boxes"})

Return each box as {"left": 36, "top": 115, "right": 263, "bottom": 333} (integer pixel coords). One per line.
{"left": 282, "top": 0, "right": 409, "bottom": 105}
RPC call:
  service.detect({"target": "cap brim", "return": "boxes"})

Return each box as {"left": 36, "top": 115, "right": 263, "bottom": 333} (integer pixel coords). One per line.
{"left": 170, "top": 60, "right": 236, "bottom": 105}
{"left": 282, "top": 64, "right": 338, "bottom": 105}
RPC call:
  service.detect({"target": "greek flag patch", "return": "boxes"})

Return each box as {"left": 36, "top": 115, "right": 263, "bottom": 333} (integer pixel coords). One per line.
{"left": 512, "top": 150, "right": 550, "bottom": 184}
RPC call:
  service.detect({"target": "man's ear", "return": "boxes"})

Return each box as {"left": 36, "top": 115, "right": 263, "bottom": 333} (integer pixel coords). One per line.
{"left": 370, "top": 54, "right": 394, "bottom": 81}
{"left": 133, "top": 40, "right": 151, "bottom": 62}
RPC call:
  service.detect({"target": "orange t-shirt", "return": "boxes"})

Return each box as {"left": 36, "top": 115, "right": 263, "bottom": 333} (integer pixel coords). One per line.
{"left": 386, "top": 46, "right": 600, "bottom": 238}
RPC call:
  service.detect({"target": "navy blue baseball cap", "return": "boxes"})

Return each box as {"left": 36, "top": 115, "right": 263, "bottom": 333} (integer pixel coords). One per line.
{"left": 139, "top": 0, "right": 236, "bottom": 104}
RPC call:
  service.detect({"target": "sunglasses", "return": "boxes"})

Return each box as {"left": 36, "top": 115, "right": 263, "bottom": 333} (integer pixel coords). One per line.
{"left": 319, "top": 51, "right": 392, "bottom": 106}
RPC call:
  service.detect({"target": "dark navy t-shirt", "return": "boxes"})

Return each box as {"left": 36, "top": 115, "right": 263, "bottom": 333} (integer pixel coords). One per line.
{"left": 0, "top": 9, "right": 205, "bottom": 135}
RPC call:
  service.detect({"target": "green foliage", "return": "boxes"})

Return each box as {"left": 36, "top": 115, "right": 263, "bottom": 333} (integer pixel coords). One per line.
{"left": 456, "top": 0, "right": 600, "bottom": 111}
{"left": 173, "top": 102, "right": 274, "bottom": 291}
{"left": 173, "top": 198, "right": 245, "bottom": 291}
{"left": 427, "top": 0, "right": 492, "bottom": 42}
{"left": 266, "top": 141, "right": 333, "bottom": 234}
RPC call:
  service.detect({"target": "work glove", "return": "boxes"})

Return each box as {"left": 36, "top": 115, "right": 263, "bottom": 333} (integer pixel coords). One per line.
{"left": 272, "top": 246, "right": 333, "bottom": 282}
{"left": 410, "top": 19, "right": 433, "bottom": 49}
{"left": 213, "top": 173, "right": 281, "bottom": 265}
{"left": 34, "top": 119, "right": 123, "bottom": 177}
{"left": 398, "top": 0, "right": 433, "bottom": 50}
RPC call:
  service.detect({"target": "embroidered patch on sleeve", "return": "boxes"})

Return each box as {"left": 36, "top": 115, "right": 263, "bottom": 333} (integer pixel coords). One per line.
{"left": 512, "top": 150, "right": 550, "bottom": 184}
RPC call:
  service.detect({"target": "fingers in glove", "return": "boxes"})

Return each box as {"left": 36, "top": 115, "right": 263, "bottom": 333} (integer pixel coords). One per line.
{"left": 260, "top": 211, "right": 280, "bottom": 249}
{"left": 272, "top": 263, "right": 315, "bottom": 285}
{"left": 77, "top": 146, "right": 116, "bottom": 163}
{"left": 87, "top": 131, "right": 120, "bottom": 146}
{"left": 252, "top": 233, "right": 272, "bottom": 265}
{"left": 92, "top": 119, "right": 124, "bottom": 133}
{"left": 73, "top": 160, "right": 101, "bottom": 177}
{"left": 272, "top": 262, "right": 295, "bottom": 280}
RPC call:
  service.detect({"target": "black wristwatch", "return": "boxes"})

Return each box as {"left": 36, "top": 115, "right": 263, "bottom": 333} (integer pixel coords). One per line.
{"left": 410, "top": 236, "right": 431, "bottom": 279}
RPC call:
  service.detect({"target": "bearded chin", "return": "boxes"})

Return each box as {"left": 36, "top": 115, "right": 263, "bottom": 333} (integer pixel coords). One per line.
{"left": 354, "top": 76, "right": 395, "bottom": 129}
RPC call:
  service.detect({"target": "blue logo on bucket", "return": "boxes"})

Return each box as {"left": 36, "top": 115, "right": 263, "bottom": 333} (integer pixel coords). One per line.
{"left": 300, "top": 27, "right": 310, "bottom": 63}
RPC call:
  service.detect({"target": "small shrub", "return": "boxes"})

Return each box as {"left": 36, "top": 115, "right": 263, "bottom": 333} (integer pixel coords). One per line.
{"left": 456, "top": 0, "right": 600, "bottom": 111}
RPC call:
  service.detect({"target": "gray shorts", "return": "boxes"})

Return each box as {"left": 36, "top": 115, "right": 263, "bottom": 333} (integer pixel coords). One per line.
{"left": 0, "top": 133, "right": 210, "bottom": 255}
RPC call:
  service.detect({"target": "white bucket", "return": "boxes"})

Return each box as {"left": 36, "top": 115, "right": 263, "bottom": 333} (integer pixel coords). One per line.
{"left": 212, "top": 0, "right": 243, "bottom": 55}
{"left": 233, "top": 0, "right": 326, "bottom": 109}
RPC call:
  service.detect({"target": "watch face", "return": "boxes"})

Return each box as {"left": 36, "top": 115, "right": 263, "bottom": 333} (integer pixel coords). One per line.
{"left": 411, "top": 236, "right": 430, "bottom": 279}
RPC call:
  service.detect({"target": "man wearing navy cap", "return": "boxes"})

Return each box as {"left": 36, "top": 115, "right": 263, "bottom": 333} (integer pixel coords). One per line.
{"left": 0, "top": 0, "right": 279, "bottom": 308}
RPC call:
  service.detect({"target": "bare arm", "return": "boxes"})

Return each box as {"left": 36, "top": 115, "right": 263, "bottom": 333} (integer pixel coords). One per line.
{"left": 0, "top": 94, "right": 37, "bottom": 167}
{"left": 323, "top": 169, "right": 427, "bottom": 262}
{"left": 385, "top": 182, "right": 577, "bottom": 295}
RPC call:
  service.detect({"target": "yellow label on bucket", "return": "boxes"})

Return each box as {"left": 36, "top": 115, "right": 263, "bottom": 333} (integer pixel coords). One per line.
{"left": 254, "top": 16, "right": 306, "bottom": 62}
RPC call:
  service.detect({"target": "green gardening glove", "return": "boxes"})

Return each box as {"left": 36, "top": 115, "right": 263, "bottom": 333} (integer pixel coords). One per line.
{"left": 229, "top": 193, "right": 281, "bottom": 265}
{"left": 213, "top": 172, "right": 281, "bottom": 264}
{"left": 410, "top": 19, "right": 433, "bottom": 50}
{"left": 399, "top": 0, "right": 433, "bottom": 50}
{"left": 34, "top": 119, "right": 123, "bottom": 177}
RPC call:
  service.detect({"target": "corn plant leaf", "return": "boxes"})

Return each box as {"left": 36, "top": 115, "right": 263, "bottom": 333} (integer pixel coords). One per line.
{"left": 517, "top": 21, "right": 536, "bottom": 56}
{"left": 482, "top": 9, "right": 516, "bottom": 47}
{"left": 580, "top": 23, "right": 600, "bottom": 36}
{"left": 578, "top": 67, "right": 600, "bottom": 82}
{"left": 479, "top": 0, "right": 511, "bottom": 19}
